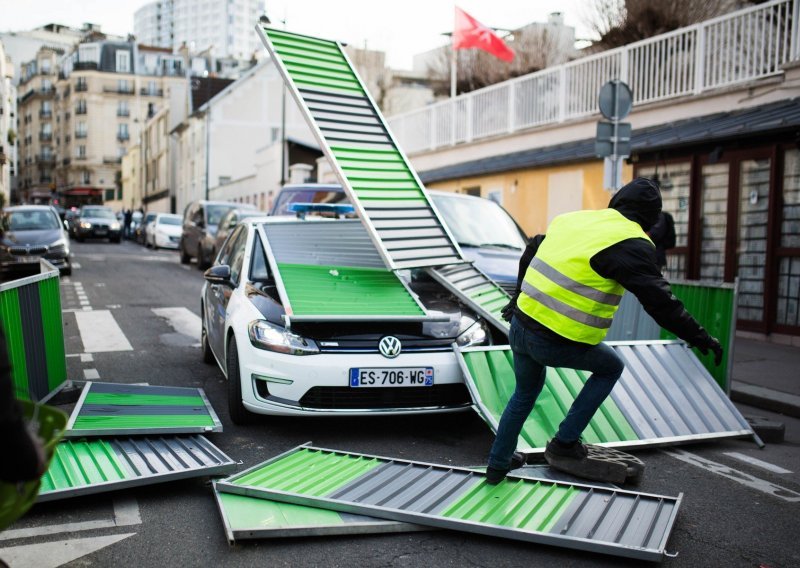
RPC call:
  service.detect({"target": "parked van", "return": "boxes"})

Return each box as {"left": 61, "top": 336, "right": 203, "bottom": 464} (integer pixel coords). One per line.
{"left": 180, "top": 200, "right": 256, "bottom": 269}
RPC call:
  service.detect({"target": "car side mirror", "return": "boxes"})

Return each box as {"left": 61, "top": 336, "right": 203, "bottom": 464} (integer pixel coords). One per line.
{"left": 204, "top": 264, "right": 231, "bottom": 285}
{"left": 64, "top": 220, "right": 69, "bottom": 231}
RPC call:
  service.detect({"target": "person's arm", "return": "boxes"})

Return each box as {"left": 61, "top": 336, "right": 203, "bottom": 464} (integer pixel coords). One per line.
{"left": 591, "top": 239, "right": 718, "bottom": 351}
{"left": 501, "top": 235, "right": 545, "bottom": 321}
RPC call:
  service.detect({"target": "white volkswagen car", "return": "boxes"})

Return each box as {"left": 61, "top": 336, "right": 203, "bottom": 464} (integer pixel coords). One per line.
{"left": 146, "top": 213, "right": 182, "bottom": 249}
{"left": 201, "top": 217, "right": 494, "bottom": 424}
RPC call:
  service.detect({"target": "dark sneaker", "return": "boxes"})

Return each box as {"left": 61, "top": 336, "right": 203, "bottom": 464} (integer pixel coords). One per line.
{"left": 485, "top": 452, "right": 527, "bottom": 485}
{"left": 545, "top": 438, "right": 588, "bottom": 459}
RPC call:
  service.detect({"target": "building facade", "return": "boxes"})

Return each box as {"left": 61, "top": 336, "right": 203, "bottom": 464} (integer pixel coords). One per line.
{"left": 0, "top": 41, "right": 16, "bottom": 206}
{"left": 135, "top": 0, "right": 265, "bottom": 61}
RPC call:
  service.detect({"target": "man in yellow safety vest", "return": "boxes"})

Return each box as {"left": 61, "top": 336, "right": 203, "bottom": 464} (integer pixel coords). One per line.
{"left": 486, "top": 178, "right": 723, "bottom": 484}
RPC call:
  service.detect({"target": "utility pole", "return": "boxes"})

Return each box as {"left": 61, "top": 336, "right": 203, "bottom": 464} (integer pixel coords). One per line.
{"left": 204, "top": 70, "right": 210, "bottom": 201}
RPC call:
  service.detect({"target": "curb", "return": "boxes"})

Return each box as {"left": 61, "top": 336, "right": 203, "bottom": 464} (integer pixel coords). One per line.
{"left": 730, "top": 382, "right": 800, "bottom": 419}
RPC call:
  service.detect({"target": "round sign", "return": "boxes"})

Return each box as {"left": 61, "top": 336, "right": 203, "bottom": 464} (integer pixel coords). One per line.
{"left": 598, "top": 80, "right": 633, "bottom": 120}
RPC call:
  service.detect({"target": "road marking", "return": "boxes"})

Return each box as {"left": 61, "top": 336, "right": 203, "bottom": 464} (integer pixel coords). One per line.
{"left": 80, "top": 353, "right": 94, "bottom": 363}
{"left": 723, "top": 452, "right": 793, "bottom": 474}
{"left": 83, "top": 369, "right": 100, "bottom": 380}
{"left": 71, "top": 263, "right": 81, "bottom": 269}
{"left": 74, "top": 310, "right": 133, "bottom": 352}
{"left": 664, "top": 449, "right": 800, "bottom": 502}
{"left": 0, "top": 533, "right": 135, "bottom": 568}
{"left": 113, "top": 497, "right": 142, "bottom": 526}
{"left": 152, "top": 307, "right": 201, "bottom": 340}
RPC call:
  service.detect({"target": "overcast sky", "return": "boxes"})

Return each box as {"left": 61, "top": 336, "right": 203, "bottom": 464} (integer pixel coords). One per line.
{"left": 3, "top": 1, "right": 597, "bottom": 69}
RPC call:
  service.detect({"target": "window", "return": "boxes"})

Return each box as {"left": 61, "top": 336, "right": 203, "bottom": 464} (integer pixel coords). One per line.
{"left": 78, "top": 44, "right": 100, "bottom": 64}
{"left": 81, "top": 170, "right": 91, "bottom": 184}
{"left": 76, "top": 121, "right": 87, "bottom": 137}
{"left": 118, "top": 79, "right": 130, "bottom": 93}
{"left": 75, "top": 145, "right": 86, "bottom": 158}
{"left": 147, "top": 80, "right": 157, "bottom": 95}
{"left": 76, "top": 77, "right": 88, "bottom": 92}
{"left": 118, "top": 100, "right": 129, "bottom": 116}
{"left": 41, "top": 78, "right": 52, "bottom": 91}
{"left": 249, "top": 233, "right": 270, "bottom": 281}
{"left": 116, "top": 50, "right": 130, "bottom": 73}
{"left": 76, "top": 99, "right": 87, "bottom": 114}
{"left": 117, "top": 123, "right": 129, "bottom": 141}
{"left": 105, "top": 188, "right": 115, "bottom": 201}
{"left": 227, "top": 226, "right": 248, "bottom": 284}
{"left": 40, "top": 59, "right": 52, "bottom": 73}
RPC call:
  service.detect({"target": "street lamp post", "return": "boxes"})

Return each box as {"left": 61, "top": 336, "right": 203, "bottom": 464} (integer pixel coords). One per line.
{"left": 204, "top": 70, "right": 210, "bottom": 201}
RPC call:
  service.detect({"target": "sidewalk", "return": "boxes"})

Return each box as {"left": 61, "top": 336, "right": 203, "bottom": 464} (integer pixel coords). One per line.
{"left": 730, "top": 336, "right": 800, "bottom": 418}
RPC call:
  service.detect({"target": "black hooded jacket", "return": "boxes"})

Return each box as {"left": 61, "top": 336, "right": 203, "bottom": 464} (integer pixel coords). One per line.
{"left": 513, "top": 177, "right": 714, "bottom": 349}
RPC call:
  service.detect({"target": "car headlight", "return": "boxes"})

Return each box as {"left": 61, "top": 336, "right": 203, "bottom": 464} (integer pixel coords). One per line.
{"left": 80, "top": 221, "right": 92, "bottom": 229}
{"left": 456, "top": 317, "right": 490, "bottom": 348}
{"left": 111, "top": 222, "right": 120, "bottom": 230}
{"left": 248, "top": 320, "right": 319, "bottom": 355}
{"left": 48, "top": 238, "right": 69, "bottom": 255}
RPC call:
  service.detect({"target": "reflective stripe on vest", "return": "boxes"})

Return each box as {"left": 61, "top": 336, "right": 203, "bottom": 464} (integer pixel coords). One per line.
{"left": 517, "top": 209, "right": 653, "bottom": 344}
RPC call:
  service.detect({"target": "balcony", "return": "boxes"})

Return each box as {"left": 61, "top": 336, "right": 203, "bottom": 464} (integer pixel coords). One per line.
{"left": 103, "top": 156, "right": 122, "bottom": 164}
{"left": 103, "top": 86, "right": 135, "bottom": 95}
{"left": 74, "top": 154, "right": 87, "bottom": 161}
{"left": 116, "top": 133, "right": 130, "bottom": 142}
{"left": 39, "top": 132, "right": 53, "bottom": 142}
{"left": 74, "top": 61, "right": 98, "bottom": 71}
{"left": 117, "top": 108, "right": 130, "bottom": 117}
{"left": 75, "top": 83, "right": 88, "bottom": 92}
{"left": 75, "top": 131, "right": 87, "bottom": 139}
{"left": 75, "top": 107, "right": 87, "bottom": 115}
{"left": 36, "top": 154, "right": 56, "bottom": 165}
{"left": 20, "top": 87, "right": 56, "bottom": 102}
{"left": 140, "top": 88, "right": 164, "bottom": 97}
{"left": 39, "top": 110, "right": 52, "bottom": 119}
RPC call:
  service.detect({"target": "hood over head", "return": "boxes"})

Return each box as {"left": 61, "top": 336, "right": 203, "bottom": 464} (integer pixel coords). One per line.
{"left": 608, "top": 177, "right": 662, "bottom": 231}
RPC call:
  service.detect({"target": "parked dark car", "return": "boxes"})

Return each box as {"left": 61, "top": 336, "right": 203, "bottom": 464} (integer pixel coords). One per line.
{"left": 211, "top": 208, "right": 266, "bottom": 262}
{"left": 179, "top": 200, "right": 256, "bottom": 269}
{"left": 74, "top": 206, "right": 122, "bottom": 243}
{"left": 136, "top": 212, "right": 157, "bottom": 245}
{"left": 270, "top": 184, "right": 527, "bottom": 293}
{"left": 64, "top": 208, "right": 80, "bottom": 238}
{"left": 0, "top": 205, "right": 71, "bottom": 277}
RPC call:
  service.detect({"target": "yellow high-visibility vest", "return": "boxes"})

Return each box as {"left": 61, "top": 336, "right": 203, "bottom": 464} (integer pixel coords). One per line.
{"left": 517, "top": 208, "right": 654, "bottom": 344}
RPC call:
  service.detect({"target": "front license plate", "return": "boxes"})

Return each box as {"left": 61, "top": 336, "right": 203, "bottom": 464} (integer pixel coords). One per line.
{"left": 349, "top": 367, "right": 434, "bottom": 388}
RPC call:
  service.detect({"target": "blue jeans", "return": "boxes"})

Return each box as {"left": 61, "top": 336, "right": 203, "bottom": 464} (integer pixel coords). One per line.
{"left": 487, "top": 316, "right": 625, "bottom": 470}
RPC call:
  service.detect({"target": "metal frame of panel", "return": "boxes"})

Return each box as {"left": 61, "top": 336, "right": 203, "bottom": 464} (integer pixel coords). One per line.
{"left": 254, "top": 25, "right": 465, "bottom": 271}
{"left": 217, "top": 444, "right": 682, "bottom": 562}
{"left": 255, "top": 222, "right": 439, "bottom": 326}
{"left": 212, "top": 481, "right": 427, "bottom": 543}
{"left": 38, "top": 435, "right": 237, "bottom": 502}
{"left": 455, "top": 342, "right": 759, "bottom": 456}
{"left": 64, "top": 382, "right": 223, "bottom": 437}
{"left": 427, "top": 264, "right": 511, "bottom": 334}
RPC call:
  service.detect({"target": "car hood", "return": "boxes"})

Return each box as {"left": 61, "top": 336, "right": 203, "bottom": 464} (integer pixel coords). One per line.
{"left": 460, "top": 245, "right": 521, "bottom": 287}
{"left": 2, "top": 229, "right": 63, "bottom": 247}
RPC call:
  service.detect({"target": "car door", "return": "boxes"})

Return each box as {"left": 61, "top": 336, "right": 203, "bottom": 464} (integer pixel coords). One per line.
{"left": 206, "top": 224, "right": 247, "bottom": 359}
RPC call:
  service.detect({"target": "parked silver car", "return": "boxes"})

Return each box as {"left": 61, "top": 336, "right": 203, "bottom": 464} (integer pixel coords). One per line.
{"left": 0, "top": 205, "right": 71, "bottom": 277}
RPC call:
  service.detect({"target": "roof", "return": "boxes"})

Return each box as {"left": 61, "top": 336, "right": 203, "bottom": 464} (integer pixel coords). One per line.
{"left": 190, "top": 77, "right": 235, "bottom": 112}
{"left": 418, "top": 98, "right": 800, "bottom": 184}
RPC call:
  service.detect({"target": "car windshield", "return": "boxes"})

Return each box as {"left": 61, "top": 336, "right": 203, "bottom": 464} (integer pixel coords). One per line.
{"left": 432, "top": 194, "right": 526, "bottom": 250}
{"left": 207, "top": 205, "right": 237, "bottom": 225}
{"left": 82, "top": 208, "right": 115, "bottom": 219}
{"left": 7, "top": 210, "right": 61, "bottom": 231}
{"left": 272, "top": 189, "right": 348, "bottom": 216}
{"left": 158, "top": 216, "right": 181, "bottom": 226}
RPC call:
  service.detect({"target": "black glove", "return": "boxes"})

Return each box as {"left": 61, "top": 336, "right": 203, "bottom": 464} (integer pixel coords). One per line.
{"left": 501, "top": 292, "right": 519, "bottom": 322}
{"left": 696, "top": 336, "right": 724, "bottom": 366}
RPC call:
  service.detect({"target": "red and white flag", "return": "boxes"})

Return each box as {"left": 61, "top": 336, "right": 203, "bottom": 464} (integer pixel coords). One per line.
{"left": 452, "top": 6, "right": 514, "bottom": 62}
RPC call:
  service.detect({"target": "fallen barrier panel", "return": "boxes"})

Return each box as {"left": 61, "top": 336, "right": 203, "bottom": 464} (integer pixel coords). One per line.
{"left": 0, "top": 259, "right": 66, "bottom": 400}
{"left": 456, "top": 342, "right": 755, "bottom": 455}
{"left": 217, "top": 444, "right": 682, "bottom": 562}
{"left": 38, "top": 435, "right": 236, "bottom": 502}
{"left": 64, "top": 382, "right": 223, "bottom": 437}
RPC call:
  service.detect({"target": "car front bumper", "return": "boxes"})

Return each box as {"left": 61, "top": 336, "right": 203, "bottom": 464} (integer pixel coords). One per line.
{"left": 235, "top": 341, "right": 472, "bottom": 417}
{"left": 76, "top": 226, "right": 121, "bottom": 239}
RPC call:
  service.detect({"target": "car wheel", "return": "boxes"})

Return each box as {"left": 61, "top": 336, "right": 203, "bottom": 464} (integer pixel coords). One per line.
{"left": 112, "top": 237, "right": 121, "bottom": 244}
{"left": 61, "top": 267, "right": 72, "bottom": 276}
{"left": 179, "top": 241, "right": 191, "bottom": 264}
{"left": 201, "top": 315, "right": 214, "bottom": 365}
{"left": 226, "top": 336, "right": 257, "bottom": 425}
{"left": 197, "top": 245, "right": 209, "bottom": 270}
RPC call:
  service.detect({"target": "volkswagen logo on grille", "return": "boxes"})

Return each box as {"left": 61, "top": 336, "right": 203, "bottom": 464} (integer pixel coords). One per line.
{"left": 378, "top": 336, "right": 402, "bottom": 359}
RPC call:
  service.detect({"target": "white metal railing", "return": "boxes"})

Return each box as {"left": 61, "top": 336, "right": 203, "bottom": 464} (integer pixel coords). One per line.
{"left": 388, "top": 0, "right": 800, "bottom": 154}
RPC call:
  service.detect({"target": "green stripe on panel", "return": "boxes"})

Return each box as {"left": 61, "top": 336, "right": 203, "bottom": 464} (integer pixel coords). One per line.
{"left": 38, "top": 276, "right": 67, "bottom": 391}
{"left": 441, "top": 478, "right": 578, "bottom": 532}
{"left": 233, "top": 448, "right": 382, "bottom": 497}
{"left": 277, "top": 264, "right": 425, "bottom": 316}
{"left": 40, "top": 440, "right": 129, "bottom": 492}
{"left": 219, "top": 492, "right": 345, "bottom": 530}
{"left": 0, "top": 288, "right": 29, "bottom": 399}
{"left": 84, "top": 393, "right": 206, "bottom": 406}
{"left": 70, "top": 414, "right": 215, "bottom": 430}
{"left": 267, "top": 28, "right": 341, "bottom": 51}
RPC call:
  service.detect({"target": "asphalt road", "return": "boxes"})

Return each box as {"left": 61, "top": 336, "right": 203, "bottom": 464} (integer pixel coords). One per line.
{"left": 2, "top": 239, "right": 799, "bottom": 567}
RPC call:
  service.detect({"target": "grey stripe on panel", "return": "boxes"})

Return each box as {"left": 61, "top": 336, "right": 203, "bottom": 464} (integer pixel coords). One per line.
{"left": 17, "top": 282, "right": 49, "bottom": 399}
{"left": 78, "top": 405, "right": 211, "bottom": 416}
{"left": 262, "top": 221, "right": 386, "bottom": 268}
{"left": 530, "top": 258, "right": 622, "bottom": 306}
{"left": 89, "top": 382, "right": 203, "bottom": 397}
{"left": 521, "top": 281, "right": 613, "bottom": 329}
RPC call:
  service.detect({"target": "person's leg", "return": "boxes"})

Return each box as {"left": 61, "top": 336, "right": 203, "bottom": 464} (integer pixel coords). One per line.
{"left": 487, "top": 318, "right": 546, "bottom": 471}
{"left": 553, "top": 342, "right": 624, "bottom": 443}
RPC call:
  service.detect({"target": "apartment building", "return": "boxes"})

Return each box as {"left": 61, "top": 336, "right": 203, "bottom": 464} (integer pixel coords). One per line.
{"left": 135, "top": 0, "right": 265, "bottom": 61}
{"left": 0, "top": 41, "right": 16, "bottom": 205}
{"left": 16, "top": 47, "right": 60, "bottom": 204}
{"left": 50, "top": 39, "right": 187, "bottom": 209}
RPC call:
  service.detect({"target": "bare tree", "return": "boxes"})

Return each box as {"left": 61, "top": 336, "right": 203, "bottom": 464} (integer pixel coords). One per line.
{"left": 426, "top": 26, "right": 569, "bottom": 97}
